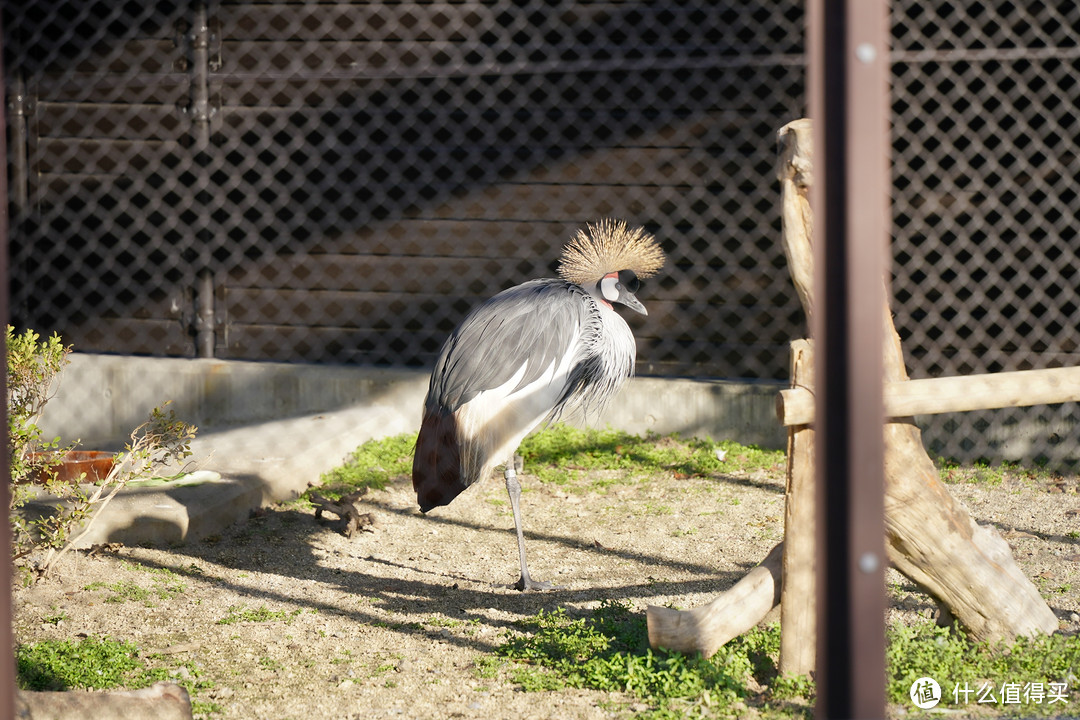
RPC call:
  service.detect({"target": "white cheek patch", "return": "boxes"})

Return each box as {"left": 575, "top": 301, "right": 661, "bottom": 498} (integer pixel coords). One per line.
{"left": 600, "top": 275, "right": 620, "bottom": 302}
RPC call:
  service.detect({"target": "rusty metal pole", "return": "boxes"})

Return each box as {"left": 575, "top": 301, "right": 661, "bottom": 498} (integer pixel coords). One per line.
{"left": 807, "top": 1, "right": 891, "bottom": 718}
{"left": 189, "top": 2, "right": 216, "bottom": 358}
{"left": 0, "top": 14, "right": 18, "bottom": 719}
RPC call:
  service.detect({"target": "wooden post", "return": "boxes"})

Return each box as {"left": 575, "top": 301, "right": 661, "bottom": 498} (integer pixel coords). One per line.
{"left": 779, "top": 340, "right": 815, "bottom": 677}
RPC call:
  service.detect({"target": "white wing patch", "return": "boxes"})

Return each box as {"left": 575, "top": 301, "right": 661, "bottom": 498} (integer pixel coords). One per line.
{"left": 456, "top": 332, "right": 585, "bottom": 482}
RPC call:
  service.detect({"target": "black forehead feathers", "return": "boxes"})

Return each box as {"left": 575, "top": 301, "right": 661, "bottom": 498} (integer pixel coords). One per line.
{"left": 617, "top": 269, "right": 640, "bottom": 293}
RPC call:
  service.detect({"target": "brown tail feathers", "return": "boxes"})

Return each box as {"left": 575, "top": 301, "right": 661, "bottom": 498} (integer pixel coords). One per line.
{"left": 412, "top": 409, "right": 469, "bottom": 512}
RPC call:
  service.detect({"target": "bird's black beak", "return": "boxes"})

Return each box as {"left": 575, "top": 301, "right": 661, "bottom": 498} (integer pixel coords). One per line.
{"left": 615, "top": 269, "right": 647, "bottom": 315}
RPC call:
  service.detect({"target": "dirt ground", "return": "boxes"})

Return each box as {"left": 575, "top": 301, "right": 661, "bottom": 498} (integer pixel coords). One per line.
{"left": 13, "top": 452, "right": 1080, "bottom": 719}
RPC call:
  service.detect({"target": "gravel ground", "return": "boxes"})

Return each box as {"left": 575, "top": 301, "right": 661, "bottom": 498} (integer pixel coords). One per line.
{"left": 13, "top": 453, "right": 1080, "bottom": 719}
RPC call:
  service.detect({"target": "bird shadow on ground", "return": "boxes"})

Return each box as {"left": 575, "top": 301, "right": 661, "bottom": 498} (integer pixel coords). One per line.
{"left": 117, "top": 481, "right": 763, "bottom": 659}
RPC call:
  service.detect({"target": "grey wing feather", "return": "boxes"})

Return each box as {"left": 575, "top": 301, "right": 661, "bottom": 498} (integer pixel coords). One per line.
{"left": 427, "top": 279, "right": 590, "bottom": 412}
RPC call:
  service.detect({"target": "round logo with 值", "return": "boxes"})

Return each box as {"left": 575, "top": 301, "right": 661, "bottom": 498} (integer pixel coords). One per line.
{"left": 909, "top": 677, "right": 941, "bottom": 709}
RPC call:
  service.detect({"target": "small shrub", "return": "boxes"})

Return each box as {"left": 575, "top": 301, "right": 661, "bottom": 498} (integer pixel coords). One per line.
{"left": 6, "top": 326, "right": 198, "bottom": 577}
{"left": 7, "top": 327, "right": 80, "bottom": 562}
{"left": 17, "top": 636, "right": 216, "bottom": 713}
{"left": 886, "top": 622, "right": 1080, "bottom": 712}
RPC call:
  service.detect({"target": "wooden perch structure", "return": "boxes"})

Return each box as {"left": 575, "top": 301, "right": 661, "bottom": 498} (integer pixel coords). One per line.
{"left": 647, "top": 117, "right": 1061, "bottom": 663}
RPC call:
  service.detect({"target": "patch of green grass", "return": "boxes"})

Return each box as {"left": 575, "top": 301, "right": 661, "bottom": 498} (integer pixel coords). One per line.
{"left": 16, "top": 635, "right": 216, "bottom": 716}
{"left": 83, "top": 562, "right": 188, "bottom": 604}
{"left": 495, "top": 603, "right": 1080, "bottom": 718}
{"left": 153, "top": 578, "right": 187, "bottom": 599}
{"left": 216, "top": 604, "right": 302, "bottom": 625}
{"left": 427, "top": 615, "right": 479, "bottom": 630}
{"left": 517, "top": 424, "right": 784, "bottom": 486}
{"left": 280, "top": 495, "right": 316, "bottom": 511}
{"left": 84, "top": 580, "right": 151, "bottom": 604}
{"left": 474, "top": 655, "right": 506, "bottom": 679}
{"left": 42, "top": 607, "right": 68, "bottom": 625}
{"left": 120, "top": 560, "right": 189, "bottom": 583}
{"left": 17, "top": 636, "right": 144, "bottom": 690}
{"left": 938, "top": 458, "right": 1010, "bottom": 485}
{"left": 496, "top": 601, "right": 797, "bottom": 717}
{"left": 258, "top": 656, "right": 283, "bottom": 672}
{"left": 317, "top": 426, "right": 783, "bottom": 499}
{"left": 315, "top": 432, "right": 417, "bottom": 499}
{"left": 84, "top": 573, "right": 186, "bottom": 604}
{"left": 330, "top": 649, "right": 354, "bottom": 665}
{"left": 371, "top": 661, "right": 397, "bottom": 676}
{"left": 936, "top": 458, "right": 1066, "bottom": 487}
{"left": 886, "top": 622, "right": 1080, "bottom": 714}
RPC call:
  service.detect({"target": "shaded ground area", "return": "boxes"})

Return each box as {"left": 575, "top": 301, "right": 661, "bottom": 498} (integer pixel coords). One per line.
{"left": 13, "top": 453, "right": 1080, "bottom": 719}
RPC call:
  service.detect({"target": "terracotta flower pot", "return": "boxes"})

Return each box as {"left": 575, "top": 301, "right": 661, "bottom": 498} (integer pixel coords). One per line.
{"left": 33, "top": 450, "right": 116, "bottom": 484}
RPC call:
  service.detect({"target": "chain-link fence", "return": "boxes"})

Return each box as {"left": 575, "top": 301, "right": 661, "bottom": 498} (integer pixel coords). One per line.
{"left": 5, "top": 1, "right": 1079, "bottom": 465}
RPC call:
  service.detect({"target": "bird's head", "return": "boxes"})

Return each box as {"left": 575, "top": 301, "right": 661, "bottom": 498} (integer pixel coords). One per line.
{"left": 558, "top": 219, "right": 665, "bottom": 315}
{"left": 599, "top": 269, "right": 647, "bottom": 315}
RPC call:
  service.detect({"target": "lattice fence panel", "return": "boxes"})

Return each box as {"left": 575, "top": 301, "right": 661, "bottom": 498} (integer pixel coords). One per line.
{"left": 890, "top": 0, "right": 1080, "bottom": 465}
{"left": 5, "top": 1, "right": 1079, "bottom": 464}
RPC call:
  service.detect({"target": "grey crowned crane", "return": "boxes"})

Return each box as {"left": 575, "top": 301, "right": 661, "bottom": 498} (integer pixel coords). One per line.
{"left": 411, "top": 219, "right": 665, "bottom": 591}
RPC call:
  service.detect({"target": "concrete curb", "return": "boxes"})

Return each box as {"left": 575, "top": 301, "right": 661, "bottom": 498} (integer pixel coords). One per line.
{"left": 30, "top": 405, "right": 422, "bottom": 548}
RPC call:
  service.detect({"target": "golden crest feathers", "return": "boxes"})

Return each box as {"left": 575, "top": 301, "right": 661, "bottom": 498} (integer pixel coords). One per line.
{"left": 557, "top": 219, "right": 665, "bottom": 286}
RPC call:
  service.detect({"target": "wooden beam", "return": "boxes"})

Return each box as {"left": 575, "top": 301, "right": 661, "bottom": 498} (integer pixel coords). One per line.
{"left": 777, "top": 365, "right": 1080, "bottom": 426}
{"left": 781, "top": 114, "right": 1057, "bottom": 659}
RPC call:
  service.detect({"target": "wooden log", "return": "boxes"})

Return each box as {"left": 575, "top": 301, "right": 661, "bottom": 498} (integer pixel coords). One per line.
{"left": 16, "top": 682, "right": 192, "bottom": 720}
{"left": 779, "top": 340, "right": 816, "bottom": 677}
{"left": 777, "top": 365, "right": 1080, "bottom": 426}
{"left": 647, "top": 544, "right": 783, "bottom": 658}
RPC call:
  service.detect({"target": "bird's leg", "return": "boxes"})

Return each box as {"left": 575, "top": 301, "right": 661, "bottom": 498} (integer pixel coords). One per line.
{"left": 504, "top": 465, "right": 554, "bottom": 592}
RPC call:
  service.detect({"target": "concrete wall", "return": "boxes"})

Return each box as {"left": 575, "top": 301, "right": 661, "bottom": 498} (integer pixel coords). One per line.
{"left": 35, "top": 354, "right": 1080, "bottom": 467}
{"left": 39, "top": 354, "right": 789, "bottom": 451}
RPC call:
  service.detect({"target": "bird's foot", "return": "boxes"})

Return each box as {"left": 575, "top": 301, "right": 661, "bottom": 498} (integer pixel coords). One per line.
{"left": 514, "top": 575, "right": 561, "bottom": 592}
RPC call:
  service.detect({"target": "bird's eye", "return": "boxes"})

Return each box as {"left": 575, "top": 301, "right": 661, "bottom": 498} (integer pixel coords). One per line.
{"left": 618, "top": 269, "right": 640, "bottom": 293}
